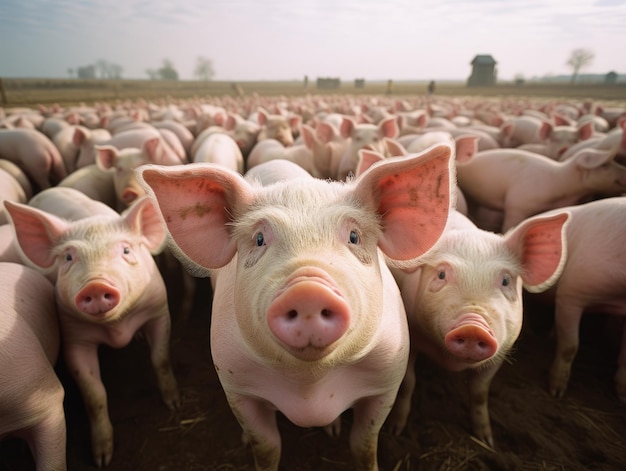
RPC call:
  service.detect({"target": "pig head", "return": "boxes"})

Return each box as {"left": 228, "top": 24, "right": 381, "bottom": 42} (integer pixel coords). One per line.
{"left": 138, "top": 143, "right": 455, "bottom": 471}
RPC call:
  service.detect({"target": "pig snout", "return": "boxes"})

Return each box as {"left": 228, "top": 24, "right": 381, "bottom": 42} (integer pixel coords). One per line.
{"left": 444, "top": 314, "right": 497, "bottom": 363}
{"left": 267, "top": 276, "right": 350, "bottom": 354}
{"left": 75, "top": 280, "right": 120, "bottom": 316}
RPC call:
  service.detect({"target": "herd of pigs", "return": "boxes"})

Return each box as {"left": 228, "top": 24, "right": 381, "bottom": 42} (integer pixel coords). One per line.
{"left": 0, "top": 92, "right": 625, "bottom": 471}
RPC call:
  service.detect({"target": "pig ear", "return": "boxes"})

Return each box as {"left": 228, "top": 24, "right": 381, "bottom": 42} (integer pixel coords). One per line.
{"left": 539, "top": 121, "right": 553, "bottom": 140}
{"left": 4, "top": 201, "right": 69, "bottom": 270}
{"left": 95, "top": 145, "right": 118, "bottom": 171}
{"left": 315, "top": 122, "right": 337, "bottom": 143}
{"left": 122, "top": 197, "right": 167, "bottom": 254}
{"left": 504, "top": 211, "right": 569, "bottom": 293}
{"left": 257, "top": 109, "right": 268, "bottom": 126}
{"left": 454, "top": 135, "right": 478, "bottom": 163}
{"left": 577, "top": 120, "right": 594, "bottom": 141}
{"left": 573, "top": 148, "right": 613, "bottom": 169}
{"left": 340, "top": 117, "right": 355, "bottom": 139}
{"left": 300, "top": 124, "right": 317, "bottom": 150}
{"left": 354, "top": 143, "right": 454, "bottom": 267}
{"left": 384, "top": 138, "right": 406, "bottom": 157}
{"left": 356, "top": 149, "right": 385, "bottom": 177}
{"left": 138, "top": 163, "right": 253, "bottom": 272}
{"left": 379, "top": 116, "right": 399, "bottom": 139}
{"left": 73, "top": 127, "right": 88, "bottom": 146}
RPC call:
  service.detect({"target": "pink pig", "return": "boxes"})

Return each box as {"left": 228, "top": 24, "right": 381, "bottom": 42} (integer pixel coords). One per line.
{"left": 0, "top": 128, "right": 67, "bottom": 190}
{"left": 534, "top": 197, "right": 626, "bottom": 402}
{"left": 5, "top": 192, "right": 180, "bottom": 468}
{"left": 337, "top": 115, "right": 399, "bottom": 180}
{"left": 387, "top": 210, "right": 568, "bottom": 447}
{"left": 457, "top": 147, "right": 626, "bottom": 232}
{"left": 0, "top": 262, "right": 66, "bottom": 471}
{"left": 138, "top": 143, "right": 455, "bottom": 471}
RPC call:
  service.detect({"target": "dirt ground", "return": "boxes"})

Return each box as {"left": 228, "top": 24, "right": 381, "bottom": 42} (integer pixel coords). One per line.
{"left": 2, "top": 270, "right": 626, "bottom": 471}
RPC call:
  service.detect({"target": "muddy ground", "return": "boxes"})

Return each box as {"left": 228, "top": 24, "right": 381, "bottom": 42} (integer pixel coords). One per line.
{"left": 2, "top": 272, "right": 626, "bottom": 471}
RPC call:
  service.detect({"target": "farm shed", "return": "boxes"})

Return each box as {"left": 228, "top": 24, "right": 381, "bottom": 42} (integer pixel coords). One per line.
{"left": 467, "top": 54, "right": 497, "bottom": 87}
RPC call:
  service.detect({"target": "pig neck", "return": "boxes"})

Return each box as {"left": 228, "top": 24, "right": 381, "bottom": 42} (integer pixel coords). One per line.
{"left": 557, "top": 158, "right": 607, "bottom": 204}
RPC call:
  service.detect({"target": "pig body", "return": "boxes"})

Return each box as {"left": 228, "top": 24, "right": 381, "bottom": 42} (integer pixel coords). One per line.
{"left": 57, "top": 164, "right": 117, "bottom": 210}
{"left": 457, "top": 147, "right": 626, "bottom": 232}
{"left": 0, "top": 262, "right": 66, "bottom": 471}
{"left": 0, "top": 128, "right": 67, "bottom": 190}
{"left": 535, "top": 197, "right": 626, "bottom": 401}
{"left": 388, "top": 211, "right": 568, "bottom": 446}
{"left": 192, "top": 132, "right": 244, "bottom": 173}
{"left": 246, "top": 138, "right": 315, "bottom": 175}
{"left": 5, "top": 194, "right": 180, "bottom": 468}
{"left": 0, "top": 168, "right": 28, "bottom": 225}
{"left": 138, "top": 144, "right": 455, "bottom": 471}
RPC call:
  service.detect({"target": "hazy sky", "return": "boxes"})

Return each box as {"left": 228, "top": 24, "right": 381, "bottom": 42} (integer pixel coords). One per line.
{"left": 1, "top": 0, "right": 625, "bottom": 82}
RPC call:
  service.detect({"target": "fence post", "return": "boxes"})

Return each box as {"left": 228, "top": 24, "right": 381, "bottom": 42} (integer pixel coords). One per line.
{"left": 0, "top": 78, "right": 7, "bottom": 105}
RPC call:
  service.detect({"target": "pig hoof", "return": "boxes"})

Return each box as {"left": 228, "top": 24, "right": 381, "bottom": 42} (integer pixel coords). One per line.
{"left": 92, "top": 442, "right": 114, "bottom": 468}
{"left": 323, "top": 417, "right": 342, "bottom": 438}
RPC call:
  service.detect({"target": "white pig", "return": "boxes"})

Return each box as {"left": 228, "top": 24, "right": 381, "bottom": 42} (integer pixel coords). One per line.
{"left": 4, "top": 194, "right": 180, "bottom": 468}
{"left": 0, "top": 262, "right": 66, "bottom": 471}
{"left": 533, "top": 197, "right": 626, "bottom": 402}
{"left": 387, "top": 210, "right": 569, "bottom": 447}
{"left": 138, "top": 143, "right": 456, "bottom": 471}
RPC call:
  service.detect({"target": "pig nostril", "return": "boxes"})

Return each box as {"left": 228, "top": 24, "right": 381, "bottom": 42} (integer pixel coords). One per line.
{"left": 321, "top": 309, "right": 330, "bottom": 318}
{"left": 287, "top": 310, "right": 298, "bottom": 320}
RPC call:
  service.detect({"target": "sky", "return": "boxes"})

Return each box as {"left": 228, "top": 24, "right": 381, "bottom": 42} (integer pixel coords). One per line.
{"left": 1, "top": 0, "right": 625, "bottom": 82}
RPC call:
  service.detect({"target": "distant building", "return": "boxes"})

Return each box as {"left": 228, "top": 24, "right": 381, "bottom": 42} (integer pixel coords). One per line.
{"left": 354, "top": 78, "right": 365, "bottom": 88}
{"left": 316, "top": 77, "right": 340, "bottom": 89}
{"left": 605, "top": 71, "right": 618, "bottom": 85}
{"left": 467, "top": 55, "right": 497, "bottom": 87}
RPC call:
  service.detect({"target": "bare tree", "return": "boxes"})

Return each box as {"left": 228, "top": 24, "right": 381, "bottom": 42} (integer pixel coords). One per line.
{"left": 566, "top": 48, "right": 594, "bottom": 83}
{"left": 193, "top": 56, "right": 215, "bottom": 81}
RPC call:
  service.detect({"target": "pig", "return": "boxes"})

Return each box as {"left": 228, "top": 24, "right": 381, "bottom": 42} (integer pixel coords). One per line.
{"left": 0, "top": 158, "right": 33, "bottom": 200}
{"left": 499, "top": 115, "right": 552, "bottom": 148}
{"left": 192, "top": 132, "right": 244, "bottom": 174}
{"left": 0, "top": 167, "right": 28, "bottom": 225}
{"left": 518, "top": 120, "right": 595, "bottom": 160}
{"left": 532, "top": 197, "right": 626, "bottom": 402}
{"left": 137, "top": 142, "right": 456, "bottom": 471}
{"left": 244, "top": 158, "right": 312, "bottom": 186}
{"left": 5, "top": 193, "right": 181, "bottom": 468}
{"left": 223, "top": 112, "right": 261, "bottom": 159}
{"left": 255, "top": 108, "right": 301, "bottom": 147}
{"left": 0, "top": 262, "right": 66, "bottom": 471}
{"left": 75, "top": 127, "right": 179, "bottom": 169}
{"left": 0, "top": 128, "right": 67, "bottom": 190}
{"left": 57, "top": 164, "right": 117, "bottom": 210}
{"left": 387, "top": 210, "right": 569, "bottom": 447}
{"left": 456, "top": 147, "right": 626, "bottom": 232}
{"left": 337, "top": 115, "right": 399, "bottom": 180}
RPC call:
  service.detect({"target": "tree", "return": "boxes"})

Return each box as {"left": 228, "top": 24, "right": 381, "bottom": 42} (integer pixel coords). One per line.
{"left": 194, "top": 56, "right": 215, "bottom": 81}
{"left": 566, "top": 48, "right": 594, "bottom": 84}
{"left": 158, "top": 59, "right": 179, "bottom": 80}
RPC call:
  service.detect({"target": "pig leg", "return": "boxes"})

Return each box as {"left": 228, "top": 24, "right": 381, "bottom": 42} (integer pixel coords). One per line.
{"left": 141, "top": 314, "right": 181, "bottom": 409}
{"left": 350, "top": 393, "right": 397, "bottom": 471}
{"left": 227, "top": 394, "right": 281, "bottom": 471}
{"left": 613, "top": 319, "right": 626, "bottom": 403}
{"left": 549, "top": 301, "right": 584, "bottom": 398}
{"left": 385, "top": 348, "right": 418, "bottom": 435}
{"left": 25, "top": 401, "right": 67, "bottom": 471}
{"left": 467, "top": 363, "right": 500, "bottom": 448}
{"left": 64, "top": 343, "right": 114, "bottom": 467}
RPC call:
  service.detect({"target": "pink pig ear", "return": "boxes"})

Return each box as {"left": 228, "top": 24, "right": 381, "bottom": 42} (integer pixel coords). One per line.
{"left": 4, "top": 201, "right": 69, "bottom": 270}
{"left": 122, "top": 196, "right": 167, "bottom": 254}
{"left": 354, "top": 143, "right": 454, "bottom": 267}
{"left": 504, "top": 211, "right": 569, "bottom": 293}
{"left": 138, "top": 164, "right": 253, "bottom": 271}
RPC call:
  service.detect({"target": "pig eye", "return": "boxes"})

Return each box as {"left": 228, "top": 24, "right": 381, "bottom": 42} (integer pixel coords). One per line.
{"left": 502, "top": 274, "right": 511, "bottom": 287}
{"left": 123, "top": 246, "right": 131, "bottom": 255}
{"left": 349, "top": 230, "right": 359, "bottom": 245}
{"left": 255, "top": 232, "right": 265, "bottom": 247}
{"left": 438, "top": 270, "right": 446, "bottom": 280}
{"left": 65, "top": 253, "right": 73, "bottom": 262}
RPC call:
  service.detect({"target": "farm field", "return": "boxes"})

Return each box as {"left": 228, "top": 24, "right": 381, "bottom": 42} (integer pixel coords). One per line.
{"left": 2, "top": 77, "right": 626, "bottom": 107}
{"left": 1, "top": 80, "right": 626, "bottom": 471}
